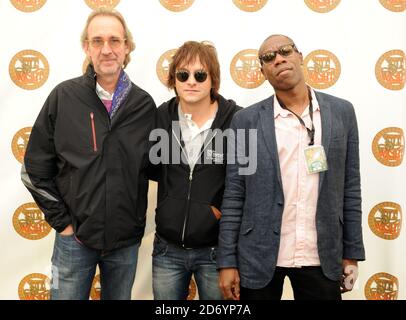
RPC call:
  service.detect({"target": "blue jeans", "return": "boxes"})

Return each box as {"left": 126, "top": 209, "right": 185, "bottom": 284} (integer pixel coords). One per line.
{"left": 50, "top": 233, "right": 140, "bottom": 300}
{"left": 152, "top": 234, "right": 223, "bottom": 300}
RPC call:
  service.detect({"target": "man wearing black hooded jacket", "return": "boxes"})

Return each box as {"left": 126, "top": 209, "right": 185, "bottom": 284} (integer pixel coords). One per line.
{"left": 149, "top": 41, "right": 241, "bottom": 300}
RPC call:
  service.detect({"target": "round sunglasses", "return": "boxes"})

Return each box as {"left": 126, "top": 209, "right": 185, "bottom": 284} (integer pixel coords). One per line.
{"left": 175, "top": 70, "right": 208, "bottom": 83}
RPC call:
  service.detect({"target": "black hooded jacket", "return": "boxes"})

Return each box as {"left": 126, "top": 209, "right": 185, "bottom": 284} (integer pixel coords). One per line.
{"left": 152, "top": 95, "right": 241, "bottom": 248}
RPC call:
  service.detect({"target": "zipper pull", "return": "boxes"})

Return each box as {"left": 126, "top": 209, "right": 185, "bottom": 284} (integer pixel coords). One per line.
{"left": 90, "top": 112, "right": 98, "bottom": 152}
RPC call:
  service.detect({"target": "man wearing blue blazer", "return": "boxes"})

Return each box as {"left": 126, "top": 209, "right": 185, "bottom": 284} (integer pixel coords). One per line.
{"left": 217, "top": 34, "right": 365, "bottom": 300}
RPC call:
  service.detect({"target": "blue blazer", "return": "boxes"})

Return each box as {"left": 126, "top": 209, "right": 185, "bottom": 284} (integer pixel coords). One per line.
{"left": 217, "top": 91, "right": 365, "bottom": 289}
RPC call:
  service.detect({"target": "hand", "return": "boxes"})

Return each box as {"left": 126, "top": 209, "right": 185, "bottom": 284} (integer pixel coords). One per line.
{"left": 59, "top": 224, "right": 74, "bottom": 236}
{"left": 219, "top": 268, "right": 240, "bottom": 300}
{"left": 341, "top": 259, "right": 358, "bottom": 293}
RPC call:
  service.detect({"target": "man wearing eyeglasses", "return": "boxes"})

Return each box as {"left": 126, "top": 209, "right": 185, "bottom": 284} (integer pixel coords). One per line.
{"left": 21, "top": 9, "right": 156, "bottom": 300}
{"left": 217, "top": 34, "right": 365, "bottom": 300}
{"left": 149, "top": 41, "right": 241, "bottom": 300}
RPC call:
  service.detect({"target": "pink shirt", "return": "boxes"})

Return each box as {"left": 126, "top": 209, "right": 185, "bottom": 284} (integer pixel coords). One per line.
{"left": 274, "top": 89, "right": 322, "bottom": 267}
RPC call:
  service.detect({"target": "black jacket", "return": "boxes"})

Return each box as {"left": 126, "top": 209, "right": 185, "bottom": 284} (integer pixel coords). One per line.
{"left": 22, "top": 66, "right": 156, "bottom": 251}
{"left": 152, "top": 95, "right": 241, "bottom": 248}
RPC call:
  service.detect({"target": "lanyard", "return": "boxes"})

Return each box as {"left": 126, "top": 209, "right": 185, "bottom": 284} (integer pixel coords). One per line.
{"left": 276, "top": 89, "right": 315, "bottom": 146}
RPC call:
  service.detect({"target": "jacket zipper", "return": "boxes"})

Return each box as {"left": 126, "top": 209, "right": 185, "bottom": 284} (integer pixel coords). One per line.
{"left": 90, "top": 112, "right": 98, "bottom": 152}
{"left": 172, "top": 129, "right": 218, "bottom": 247}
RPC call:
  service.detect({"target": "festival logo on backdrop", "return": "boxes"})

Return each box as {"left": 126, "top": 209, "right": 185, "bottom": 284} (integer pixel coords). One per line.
{"left": 369, "top": 202, "right": 402, "bottom": 240}
{"left": 90, "top": 274, "right": 101, "bottom": 300}
{"left": 379, "top": 0, "right": 406, "bottom": 12}
{"left": 13, "top": 203, "right": 52, "bottom": 240}
{"left": 233, "top": 0, "right": 268, "bottom": 12}
{"left": 230, "top": 49, "right": 265, "bottom": 89}
{"left": 372, "top": 127, "right": 404, "bottom": 167}
{"left": 156, "top": 49, "right": 177, "bottom": 86}
{"left": 365, "top": 273, "right": 399, "bottom": 300}
{"left": 10, "top": 0, "right": 47, "bottom": 12}
{"left": 18, "top": 274, "right": 50, "bottom": 300}
{"left": 303, "top": 49, "right": 341, "bottom": 89}
{"left": 84, "top": 0, "right": 120, "bottom": 10}
{"left": 11, "top": 127, "right": 32, "bottom": 164}
{"left": 187, "top": 279, "right": 197, "bottom": 300}
{"left": 9, "top": 50, "right": 49, "bottom": 90}
{"left": 304, "top": 0, "right": 341, "bottom": 13}
{"left": 159, "top": 0, "right": 195, "bottom": 12}
{"left": 375, "top": 50, "right": 405, "bottom": 90}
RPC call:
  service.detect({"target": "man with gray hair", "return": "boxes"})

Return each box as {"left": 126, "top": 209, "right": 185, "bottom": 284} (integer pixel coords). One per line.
{"left": 21, "top": 9, "right": 156, "bottom": 300}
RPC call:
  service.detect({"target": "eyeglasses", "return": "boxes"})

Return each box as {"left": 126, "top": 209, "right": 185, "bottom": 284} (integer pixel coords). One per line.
{"left": 87, "top": 37, "right": 126, "bottom": 49}
{"left": 259, "top": 44, "right": 298, "bottom": 64}
{"left": 175, "top": 70, "right": 208, "bottom": 83}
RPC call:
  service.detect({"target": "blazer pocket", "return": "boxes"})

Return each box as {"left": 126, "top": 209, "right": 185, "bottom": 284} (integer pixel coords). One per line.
{"left": 240, "top": 222, "right": 254, "bottom": 236}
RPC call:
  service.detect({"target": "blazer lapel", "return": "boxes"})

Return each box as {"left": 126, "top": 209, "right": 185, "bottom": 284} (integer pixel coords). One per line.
{"left": 316, "top": 91, "right": 332, "bottom": 191}
{"left": 259, "top": 96, "right": 283, "bottom": 189}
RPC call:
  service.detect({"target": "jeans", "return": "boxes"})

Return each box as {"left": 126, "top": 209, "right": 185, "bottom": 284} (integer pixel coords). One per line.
{"left": 152, "top": 234, "right": 223, "bottom": 300}
{"left": 50, "top": 233, "right": 140, "bottom": 300}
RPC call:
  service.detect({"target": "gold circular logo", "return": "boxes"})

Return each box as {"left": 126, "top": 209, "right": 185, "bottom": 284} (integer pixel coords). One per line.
{"left": 159, "top": 0, "right": 195, "bottom": 12}
{"left": 369, "top": 202, "right": 402, "bottom": 240}
{"left": 372, "top": 127, "right": 404, "bottom": 167}
{"left": 230, "top": 49, "right": 265, "bottom": 89}
{"left": 18, "top": 273, "right": 50, "bottom": 300}
{"left": 90, "top": 274, "right": 101, "bottom": 300}
{"left": 303, "top": 49, "right": 341, "bottom": 89}
{"left": 11, "top": 127, "right": 32, "bottom": 164}
{"left": 375, "top": 50, "right": 405, "bottom": 90}
{"left": 10, "top": 0, "right": 47, "bottom": 12}
{"left": 365, "top": 273, "right": 399, "bottom": 300}
{"left": 13, "top": 203, "right": 52, "bottom": 240}
{"left": 304, "top": 0, "right": 341, "bottom": 13}
{"left": 187, "top": 278, "right": 197, "bottom": 300}
{"left": 379, "top": 0, "right": 406, "bottom": 12}
{"left": 9, "top": 50, "right": 49, "bottom": 90}
{"left": 233, "top": 0, "right": 268, "bottom": 12}
{"left": 156, "top": 49, "right": 177, "bottom": 86}
{"left": 84, "top": 0, "right": 120, "bottom": 10}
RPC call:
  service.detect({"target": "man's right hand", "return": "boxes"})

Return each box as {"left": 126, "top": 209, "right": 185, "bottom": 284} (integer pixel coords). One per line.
{"left": 219, "top": 268, "right": 240, "bottom": 300}
{"left": 59, "top": 224, "right": 74, "bottom": 236}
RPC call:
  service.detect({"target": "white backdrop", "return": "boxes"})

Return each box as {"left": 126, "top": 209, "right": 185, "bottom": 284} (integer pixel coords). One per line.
{"left": 0, "top": 0, "right": 405, "bottom": 300}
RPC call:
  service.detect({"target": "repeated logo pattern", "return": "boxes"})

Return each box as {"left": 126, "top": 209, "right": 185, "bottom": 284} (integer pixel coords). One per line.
{"left": 303, "top": 50, "right": 341, "bottom": 89}
{"left": 11, "top": 127, "right": 32, "bottom": 164}
{"left": 90, "top": 274, "right": 101, "bottom": 300}
{"left": 187, "top": 278, "right": 197, "bottom": 300}
{"left": 233, "top": 0, "right": 268, "bottom": 12}
{"left": 13, "top": 203, "right": 52, "bottom": 240}
{"left": 18, "top": 273, "right": 50, "bottom": 300}
{"left": 159, "top": 0, "right": 195, "bottom": 12}
{"left": 9, "top": 50, "right": 49, "bottom": 90}
{"left": 230, "top": 49, "right": 265, "bottom": 89}
{"left": 304, "top": 0, "right": 341, "bottom": 13}
{"left": 156, "top": 49, "right": 177, "bottom": 86}
{"left": 379, "top": 0, "right": 406, "bottom": 12}
{"left": 369, "top": 202, "right": 402, "bottom": 240}
{"left": 84, "top": 0, "right": 120, "bottom": 10}
{"left": 375, "top": 50, "right": 405, "bottom": 90}
{"left": 10, "top": 0, "right": 47, "bottom": 12}
{"left": 372, "top": 127, "right": 404, "bottom": 167}
{"left": 365, "top": 273, "right": 399, "bottom": 300}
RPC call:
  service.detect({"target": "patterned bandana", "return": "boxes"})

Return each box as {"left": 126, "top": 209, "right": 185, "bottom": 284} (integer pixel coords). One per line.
{"left": 109, "top": 70, "right": 132, "bottom": 119}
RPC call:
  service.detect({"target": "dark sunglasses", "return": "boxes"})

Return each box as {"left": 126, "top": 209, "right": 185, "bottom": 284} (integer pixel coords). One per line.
{"left": 259, "top": 44, "right": 298, "bottom": 64}
{"left": 175, "top": 70, "right": 208, "bottom": 83}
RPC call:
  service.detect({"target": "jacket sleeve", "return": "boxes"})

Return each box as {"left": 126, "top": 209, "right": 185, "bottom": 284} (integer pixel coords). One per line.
{"left": 21, "top": 91, "right": 71, "bottom": 233}
{"left": 217, "top": 113, "right": 246, "bottom": 269}
{"left": 342, "top": 103, "right": 365, "bottom": 261}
